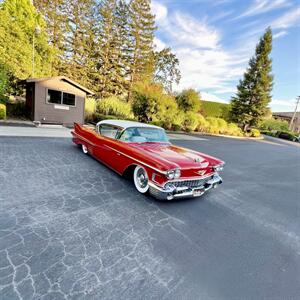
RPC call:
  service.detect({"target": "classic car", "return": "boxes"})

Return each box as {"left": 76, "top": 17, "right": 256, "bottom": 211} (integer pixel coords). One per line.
{"left": 71, "top": 120, "right": 225, "bottom": 200}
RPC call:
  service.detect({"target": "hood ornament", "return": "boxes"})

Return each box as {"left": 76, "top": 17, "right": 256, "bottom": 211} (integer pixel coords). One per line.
{"left": 194, "top": 157, "right": 201, "bottom": 163}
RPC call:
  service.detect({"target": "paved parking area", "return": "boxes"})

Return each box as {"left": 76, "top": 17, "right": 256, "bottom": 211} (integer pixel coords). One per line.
{"left": 0, "top": 132, "right": 299, "bottom": 299}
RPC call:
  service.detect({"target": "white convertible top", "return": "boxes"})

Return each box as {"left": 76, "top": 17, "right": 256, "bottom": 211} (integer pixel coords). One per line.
{"left": 96, "top": 119, "right": 162, "bottom": 130}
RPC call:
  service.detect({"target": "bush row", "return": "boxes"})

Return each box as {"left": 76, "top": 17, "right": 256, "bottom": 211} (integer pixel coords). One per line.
{"left": 84, "top": 83, "right": 260, "bottom": 137}
{"left": 0, "top": 103, "right": 6, "bottom": 119}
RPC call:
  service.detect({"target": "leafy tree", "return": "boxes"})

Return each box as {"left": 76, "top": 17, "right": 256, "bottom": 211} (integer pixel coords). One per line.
{"left": 175, "top": 89, "right": 201, "bottom": 112}
{"left": 230, "top": 27, "right": 273, "bottom": 131}
{"left": 154, "top": 47, "right": 181, "bottom": 92}
{"left": 0, "top": 0, "right": 53, "bottom": 79}
{"left": 131, "top": 81, "right": 178, "bottom": 128}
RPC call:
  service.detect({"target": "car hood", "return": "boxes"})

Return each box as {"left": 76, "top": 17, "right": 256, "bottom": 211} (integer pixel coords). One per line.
{"left": 130, "top": 142, "right": 221, "bottom": 169}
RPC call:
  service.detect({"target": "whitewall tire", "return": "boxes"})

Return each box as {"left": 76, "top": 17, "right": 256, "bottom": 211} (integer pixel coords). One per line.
{"left": 82, "top": 144, "right": 88, "bottom": 154}
{"left": 133, "top": 166, "right": 149, "bottom": 194}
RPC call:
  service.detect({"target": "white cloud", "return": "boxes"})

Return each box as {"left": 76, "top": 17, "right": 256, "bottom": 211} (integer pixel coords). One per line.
{"left": 151, "top": 2, "right": 252, "bottom": 95}
{"left": 237, "top": 0, "right": 291, "bottom": 19}
{"left": 163, "top": 12, "right": 220, "bottom": 49}
{"left": 200, "top": 92, "right": 227, "bottom": 103}
{"left": 273, "top": 30, "right": 288, "bottom": 39}
{"left": 153, "top": 37, "right": 166, "bottom": 51}
{"left": 270, "top": 98, "right": 297, "bottom": 112}
{"left": 151, "top": 1, "right": 168, "bottom": 24}
{"left": 271, "top": 7, "right": 300, "bottom": 29}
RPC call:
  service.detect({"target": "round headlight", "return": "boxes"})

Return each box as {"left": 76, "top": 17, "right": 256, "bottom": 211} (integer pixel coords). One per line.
{"left": 166, "top": 170, "right": 175, "bottom": 179}
{"left": 213, "top": 164, "right": 224, "bottom": 172}
{"left": 166, "top": 169, "right": 181, "bottom": 180}
{"left": 174, "top": 169, "right": 181, "bottom": 178}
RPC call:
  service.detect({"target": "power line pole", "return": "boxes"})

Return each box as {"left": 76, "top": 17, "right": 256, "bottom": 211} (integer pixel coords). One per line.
{"left": 289, "top": 96, "right": 300, "bottom": 131}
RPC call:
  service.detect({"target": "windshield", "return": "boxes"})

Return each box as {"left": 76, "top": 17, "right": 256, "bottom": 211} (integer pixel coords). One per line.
{"left": 119, "top": 127, "right": 169, "bottom": 143}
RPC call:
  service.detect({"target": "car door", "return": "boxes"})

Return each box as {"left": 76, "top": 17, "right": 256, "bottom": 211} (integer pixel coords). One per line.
{"left": 94, "top": 124, "right": 123, "bottom": 171}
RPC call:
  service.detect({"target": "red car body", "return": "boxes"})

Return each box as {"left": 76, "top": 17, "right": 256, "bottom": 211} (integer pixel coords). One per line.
{"left": 72, "top": 120, "right": 224, "bottom": 200}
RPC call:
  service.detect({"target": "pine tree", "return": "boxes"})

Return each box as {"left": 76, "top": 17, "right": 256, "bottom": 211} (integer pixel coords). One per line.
{"left": 230, "top": 27, "right": 273, "bottom": 130}
{"left": 63, "top": 0, "right": 97, "bottom": 87}
{"left": 128, "top": 0, "right": 156, "bottom": 85}
{"left": 0, "top": 0, "right": 53, "bottom": 79}
{"left": 95, "top": 0, "right": 132, "bottom": 98}
{"left": 33, "top": 0, "right": 66, "bottom": 75}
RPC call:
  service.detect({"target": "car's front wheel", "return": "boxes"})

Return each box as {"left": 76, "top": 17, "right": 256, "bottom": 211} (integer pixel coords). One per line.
{"left": 133, "top": 166, "right": 149, "bottom": 194}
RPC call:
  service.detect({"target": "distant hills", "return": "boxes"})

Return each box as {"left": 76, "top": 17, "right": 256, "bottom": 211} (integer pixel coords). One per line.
{"left": 200, "top": 100, "right": 230, "bottom": 120}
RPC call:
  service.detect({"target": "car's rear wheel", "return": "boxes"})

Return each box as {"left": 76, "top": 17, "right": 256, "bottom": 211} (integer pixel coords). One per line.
{"left": 82, "top": 144, "right": 88, "bottom": 154}
{"left": 133, "top": 166, "right": 149, "bottom": 194}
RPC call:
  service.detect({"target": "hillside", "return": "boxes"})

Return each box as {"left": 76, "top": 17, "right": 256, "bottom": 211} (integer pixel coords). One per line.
{"left": 200, "top": 100, "right": 230, "bottom": 119}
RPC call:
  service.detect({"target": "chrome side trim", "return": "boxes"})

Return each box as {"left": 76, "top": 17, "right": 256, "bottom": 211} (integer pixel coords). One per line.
{"left": 105, "top": 145, "right": 168, "bottom": 174}
{"left": 73, "top": 132, "right": 96, "bottom": 147}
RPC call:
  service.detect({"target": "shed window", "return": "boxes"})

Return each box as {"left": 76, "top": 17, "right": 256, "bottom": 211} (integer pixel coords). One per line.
{"left": 47, "top": 89, "right": 62, "bottom": 104}
{"left": 47, "top": 89, "right": 76, "bottom": 106}
{"left": 63, "top": 93, "right": 75, "bottom": 106}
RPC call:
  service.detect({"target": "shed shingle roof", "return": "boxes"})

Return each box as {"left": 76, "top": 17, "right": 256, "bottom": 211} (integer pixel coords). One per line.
{"left": 26, "top": 76, "right": 94, "bottom": 95}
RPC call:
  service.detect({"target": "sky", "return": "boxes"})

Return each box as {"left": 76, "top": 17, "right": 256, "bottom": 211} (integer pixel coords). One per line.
{"left": 151, "top": 0, "right": 300, "bottom": 112}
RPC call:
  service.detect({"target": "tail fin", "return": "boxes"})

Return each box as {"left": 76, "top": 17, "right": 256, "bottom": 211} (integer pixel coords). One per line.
{"left": 73, "top": 122, "right": 82, "bottom": 133}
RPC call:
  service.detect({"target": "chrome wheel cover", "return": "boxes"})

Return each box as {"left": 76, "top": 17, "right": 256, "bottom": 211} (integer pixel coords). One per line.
{"left": 134, "top": 166, "right": 149, "bottom": 193}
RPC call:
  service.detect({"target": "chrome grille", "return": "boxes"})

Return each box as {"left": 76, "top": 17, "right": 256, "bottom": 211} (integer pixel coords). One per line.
{"left": 171, "top": 176, "right": 213, "bottom": 188}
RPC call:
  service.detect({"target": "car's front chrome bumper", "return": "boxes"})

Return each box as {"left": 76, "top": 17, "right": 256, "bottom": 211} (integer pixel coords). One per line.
{"left": 148, "top": 174, "right": 223, "bottom": 200}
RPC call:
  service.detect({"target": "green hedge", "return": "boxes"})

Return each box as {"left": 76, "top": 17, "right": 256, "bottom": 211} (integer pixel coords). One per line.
{"left": 200, "top": 100, "right": 230, "bottom": 119}
{"left": 259, "top": 118, "right": 289, "bottom": 132}
{"left": 0, "top": 103, "right": 6, "bottom": 119}
{"left": 97, "top": 96, "right": 133, "bottom": 119}
{"left": 85, "top": 112, "right": 136, "bottom": 124}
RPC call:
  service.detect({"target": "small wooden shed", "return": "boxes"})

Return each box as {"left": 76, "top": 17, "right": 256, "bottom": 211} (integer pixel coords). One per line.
{"left": 25, "top": 76, "right": 94, "bottom": 126}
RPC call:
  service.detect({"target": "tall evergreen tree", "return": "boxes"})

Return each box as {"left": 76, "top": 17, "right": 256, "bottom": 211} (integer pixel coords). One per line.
{"left": 63, "top": 0, "right": 97, "bottom": 87}
{"left": 33, "top": 0, "right": 66, "bottom": 75}
{"left": 230, "top": 27, "right": 273, "bottom": 130}
{"left": 128, "top": 0, "right": 156, "bottom": 85}
{"left": 0, "top": 0, "right": 53, "bottom": 79}
{"left": 96, "top": 0, "right": 130, "bottom": 98}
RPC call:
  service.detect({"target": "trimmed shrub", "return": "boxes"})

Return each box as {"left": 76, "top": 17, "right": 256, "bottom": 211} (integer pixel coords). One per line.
{"left": 0, "top": 103, "right": 6, "bottom": 119}
{"left": 97, "top": 96, "right": 133, "bottom": 119}
{"left": 171, "top": 111, "right": 185, "bottom": 131}
{"left": 206, "top": 117, "right": 227, "bottom": 134}
{"left": 249, "top": 128, "right": 261, "bottom": 137}
{"left": 259, "top": 118, "right": 289, "bottom": 132}
{"left": 85, "top": 113, "right": 136, "bottom": 124}
{"left": 226, "top": 123, "right": 243, "bottom": 136}
{"left": 183, "top": 111, "right": 199, "bottom": 132}
{"left": 175, "top": 89, "right": 201, "bottom": 112}
{"left": 196, "top": 114, "right": 209, "bottom": 132}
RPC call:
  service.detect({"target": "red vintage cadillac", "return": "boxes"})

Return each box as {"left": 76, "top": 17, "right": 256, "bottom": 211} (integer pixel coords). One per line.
{"left": 72, "top": 120, "right": 225, "bottom": 200}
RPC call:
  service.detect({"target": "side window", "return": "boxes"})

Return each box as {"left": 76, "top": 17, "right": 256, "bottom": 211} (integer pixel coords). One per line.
{"left": 119, "top": 128, "right": 134, "bottom": 141}
{"left": 99, "top": 124, "right": 120, "bottom": 139}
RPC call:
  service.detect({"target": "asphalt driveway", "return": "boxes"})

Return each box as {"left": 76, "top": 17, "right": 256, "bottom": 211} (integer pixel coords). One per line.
{"left": 0, "top": 131, "right": 299, "bottom": 299}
